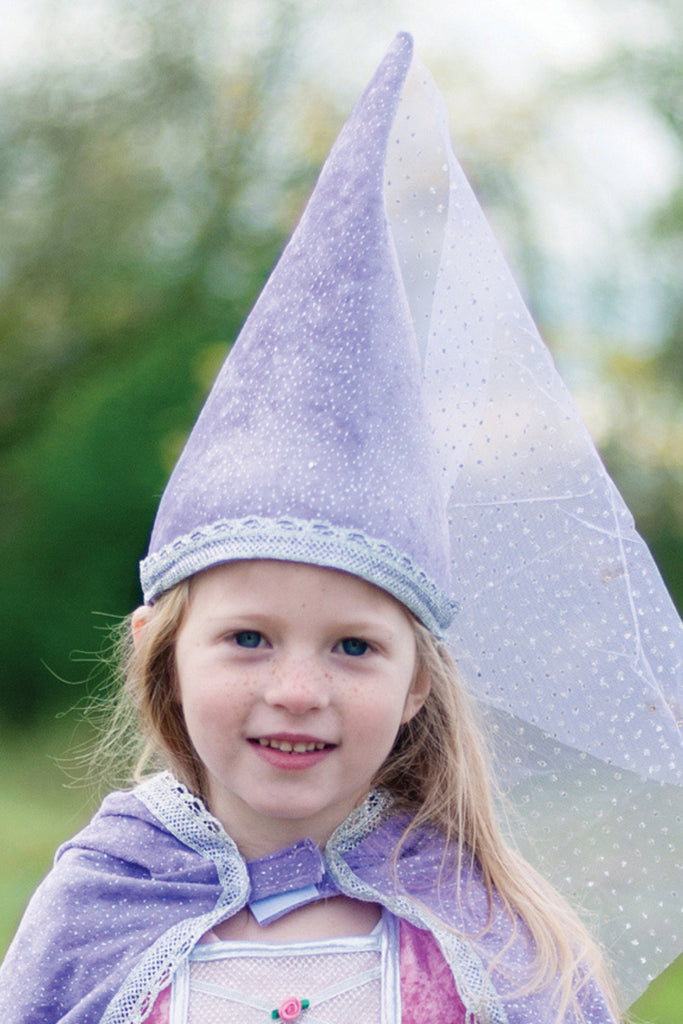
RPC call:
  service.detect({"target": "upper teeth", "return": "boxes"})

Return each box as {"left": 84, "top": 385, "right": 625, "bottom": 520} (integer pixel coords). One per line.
{"left": 258, "top": 739, "right": 326, "bottom": 753}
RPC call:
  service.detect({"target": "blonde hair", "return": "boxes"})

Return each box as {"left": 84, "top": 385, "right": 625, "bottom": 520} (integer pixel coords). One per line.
{"left": 105, "top": 579, "right": 621, "bottom": 1023}
{"left": 378, "top": 621, "right": 622, "bottom": 1021}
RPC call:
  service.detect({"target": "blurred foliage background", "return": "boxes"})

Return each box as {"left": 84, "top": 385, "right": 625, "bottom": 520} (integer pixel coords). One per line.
{"left": 0, "top": 0, "right": 680, "bottom": 1018}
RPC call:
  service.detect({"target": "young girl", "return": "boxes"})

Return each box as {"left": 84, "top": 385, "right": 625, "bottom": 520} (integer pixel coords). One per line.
{"left": 1, "top": 32, "right": 680, "bottom": 1024}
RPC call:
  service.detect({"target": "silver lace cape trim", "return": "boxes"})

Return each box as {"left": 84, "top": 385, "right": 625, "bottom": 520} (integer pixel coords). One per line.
{"left": 100, "top": 776, "right": 249, "bottom": 1024}
{"left": 100, "top": 774, "right": 504, "bottom": 1024}
{"left": 327, "top": 799, "right": 508, "bottom": 1024}
{"left": 139, "top": 515, "right": 457, "bottom": 635}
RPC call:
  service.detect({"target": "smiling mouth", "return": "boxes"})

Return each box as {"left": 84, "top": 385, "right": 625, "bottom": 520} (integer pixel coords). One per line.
{"left": 252, "top": 738, "right": 332, "bottom": 753}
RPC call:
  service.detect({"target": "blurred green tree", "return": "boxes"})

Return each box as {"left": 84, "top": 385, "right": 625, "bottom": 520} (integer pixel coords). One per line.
{"left": 599, "top": 0, "right": 683, "bottom": 611}
{"left": 0, "top": 0, "right": 325, "bottom": 719}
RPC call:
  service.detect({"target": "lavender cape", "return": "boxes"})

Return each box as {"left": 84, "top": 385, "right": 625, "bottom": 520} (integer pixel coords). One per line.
{"left": 0, "top": 773, "right": 615, "bottom": 1024}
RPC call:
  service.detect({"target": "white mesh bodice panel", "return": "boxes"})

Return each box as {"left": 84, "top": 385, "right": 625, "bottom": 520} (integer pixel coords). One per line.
{"left": 169, "top": 910, "right": 400, "bottom": 1024}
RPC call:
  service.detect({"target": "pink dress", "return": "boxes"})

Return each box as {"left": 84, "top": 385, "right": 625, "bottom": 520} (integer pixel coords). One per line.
{"left": 144, "top": 916, "right": 467, "bottom": 1023}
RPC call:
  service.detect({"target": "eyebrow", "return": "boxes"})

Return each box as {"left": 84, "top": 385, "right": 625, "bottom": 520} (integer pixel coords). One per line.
{"left": 199, "top": 607, "right": 399, "bottom": 638}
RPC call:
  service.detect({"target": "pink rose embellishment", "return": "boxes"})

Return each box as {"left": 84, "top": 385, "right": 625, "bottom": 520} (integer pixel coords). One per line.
{"left": 274, "top": 996, "right": 309, "bottom": 1020}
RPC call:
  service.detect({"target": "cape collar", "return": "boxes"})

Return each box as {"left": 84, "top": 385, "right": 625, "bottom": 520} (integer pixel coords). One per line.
{"left": 246, "top": 838, "right": 340, "bottom": 925}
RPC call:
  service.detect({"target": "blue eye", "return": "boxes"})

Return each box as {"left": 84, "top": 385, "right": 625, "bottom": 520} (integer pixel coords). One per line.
{"left": 340, "top": 637, "right": 368, "bottom": 657}
{"left": 234, "top": 630, "right": 263, "bottom": 648}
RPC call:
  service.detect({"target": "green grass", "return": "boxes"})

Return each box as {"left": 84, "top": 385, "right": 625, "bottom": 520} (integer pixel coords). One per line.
{"left": 0, "top": 722, "right": 99, "bottom": 952}
{"left": 629, "top": 958, "right": 683, "bottom": 1024}
{"left": 0, "top": 723, "right": 680, "bottom": 1021}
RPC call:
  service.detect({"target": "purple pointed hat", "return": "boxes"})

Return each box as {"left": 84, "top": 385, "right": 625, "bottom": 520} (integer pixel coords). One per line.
{"left": 140, "top": 33, "right": 455, "bottom": 634}
{"left": 139, "top": 32, "right": 682, "bottom": 996}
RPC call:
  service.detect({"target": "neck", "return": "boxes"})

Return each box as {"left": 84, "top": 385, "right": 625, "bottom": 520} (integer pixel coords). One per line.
{"left": 204, "top": 791, "right": 371, "bottom": 861}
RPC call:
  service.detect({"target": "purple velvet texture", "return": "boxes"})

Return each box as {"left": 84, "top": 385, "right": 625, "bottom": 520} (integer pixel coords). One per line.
{"left": 0, "top": 791, "right": 223, "bottom": 1024}
{"left": 140, "top": 32, "right": 452, "bottom": 626}
{"left": 0, "top": 781, "right": 617, "bottom": 1024}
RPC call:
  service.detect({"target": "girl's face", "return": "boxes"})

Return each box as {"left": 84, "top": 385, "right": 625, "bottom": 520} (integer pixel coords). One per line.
{"left": 166, "top": 560, "right": 427, "bottom": 857}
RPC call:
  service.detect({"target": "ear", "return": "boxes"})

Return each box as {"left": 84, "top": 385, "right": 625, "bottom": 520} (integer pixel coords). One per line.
{"left": 401, "top": 663, "right": 431, "bottom": 725}
{"left": 131, "top": 605, "right": 153, "bottom": 651}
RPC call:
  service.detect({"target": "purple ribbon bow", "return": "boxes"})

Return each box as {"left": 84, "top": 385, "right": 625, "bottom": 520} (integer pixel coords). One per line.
{"left": 247, "top": 838, "right": 340, "bottom": 925}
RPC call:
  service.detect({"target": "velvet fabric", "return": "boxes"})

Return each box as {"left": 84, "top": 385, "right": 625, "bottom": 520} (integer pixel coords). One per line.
{"left": 139, "top": 32, "right": 454, "bottom": 634}
{"left": 246, "top": 838, "right": 340, "bottom": 925}
{"left": 399, "top": 921, "right": 467, "bottom": 1024}
{"left": 0, "top": 774, "right": 617, "bottom": 1024}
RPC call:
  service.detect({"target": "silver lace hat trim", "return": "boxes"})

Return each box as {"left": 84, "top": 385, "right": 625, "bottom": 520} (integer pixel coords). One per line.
{"left": 139, "top": 514, "right": 457, "bottom": 635}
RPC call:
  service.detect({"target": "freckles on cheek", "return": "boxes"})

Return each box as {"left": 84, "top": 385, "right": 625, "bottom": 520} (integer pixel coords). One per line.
{"left": 195, "top": 676, "right": 252, "bottom": 719}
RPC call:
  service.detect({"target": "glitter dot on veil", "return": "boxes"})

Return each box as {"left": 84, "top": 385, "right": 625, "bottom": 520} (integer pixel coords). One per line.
{"left": 391, "top": 49, "right": 682, "bottom": 1002}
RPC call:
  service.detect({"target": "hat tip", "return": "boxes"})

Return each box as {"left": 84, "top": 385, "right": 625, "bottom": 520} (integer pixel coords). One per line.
{"left": 394, "top": 30, "right": 414, "bottom": 52}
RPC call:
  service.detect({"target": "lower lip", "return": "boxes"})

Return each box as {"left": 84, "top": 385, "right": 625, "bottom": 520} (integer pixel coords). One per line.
{"left": 250, "top": 742, "right": 333, "bottom": 771}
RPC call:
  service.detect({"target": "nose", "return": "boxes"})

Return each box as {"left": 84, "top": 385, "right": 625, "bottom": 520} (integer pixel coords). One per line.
{"left": 263, "top": 653, "right": 330, "bottom": 715}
